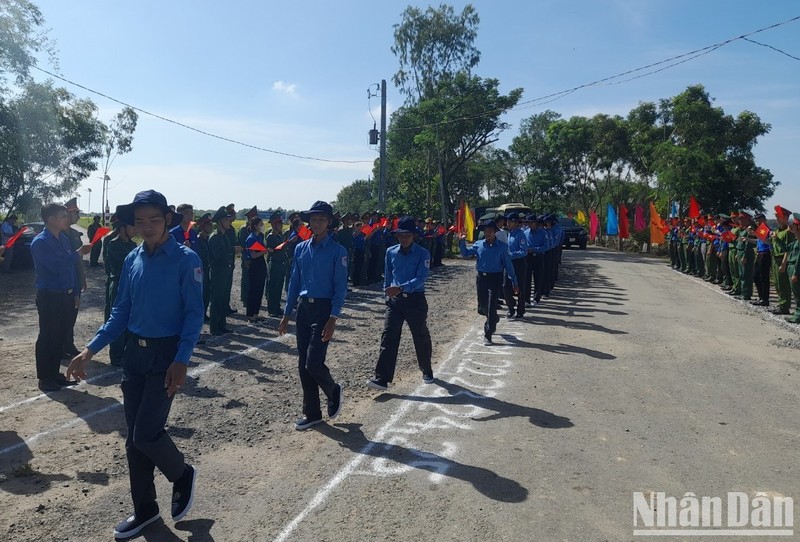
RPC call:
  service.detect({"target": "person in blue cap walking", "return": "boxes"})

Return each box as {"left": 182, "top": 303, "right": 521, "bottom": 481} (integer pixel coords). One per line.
{"left": 366, "top": 216, "right": 434, "bottom": 391}
{"left": 279, "top": 201, "right": 347, "bottom": 430}
{"left": 459, "top": 219, "right": 518, "bottom": 346}
{"left": 503, "top": 211, "right": 529, "bottom": 319}
{"left": 67, "top": 190, "right": 203, "bottom": 539}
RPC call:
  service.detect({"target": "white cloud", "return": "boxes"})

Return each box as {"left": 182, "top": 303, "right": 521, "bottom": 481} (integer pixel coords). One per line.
{"left": 272, "top": 80, "right": 298, "bottom": 96}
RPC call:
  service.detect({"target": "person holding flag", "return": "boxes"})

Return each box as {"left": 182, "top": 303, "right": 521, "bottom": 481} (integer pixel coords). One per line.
{"left": 366, "top": 216, "right": 434, "bottom": 391}
{"left": 244, "top": 216, "right": 269, "bottom": 323}
{"left": 103, "top": 213, "right": 137, "bottom": 367}
{"left": 238, "top": 206, "right": 258, "bottom": 307}
{"left": 751, "top": 212, "right": 772, "bottom": 307}
{"left": 459, "top": 218, "right": 518, "bottom": 346}
{"left": 771, "top": 206, "right": 794, "bottom": 315}
{"left": 169, "top": 204, "right": 198, "bottom": 252}
{"left": 736, "top": 211, "right": 757, "bottom": 301}
{"left": 265, "top": 211, "right": 288, "bottom": 317}
{"left": 195, "top": 213, "right": 213, "bottom": 321}
{"left": 87, "top": 215, "right": 104, "bottom": 267}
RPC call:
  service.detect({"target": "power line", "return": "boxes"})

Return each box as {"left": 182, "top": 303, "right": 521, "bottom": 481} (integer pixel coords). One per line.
{"left": 31, "top": 66, "right": 374, "bottom": 165}
{"left": 742, "top": 37, "right": 800, "bottom": 62}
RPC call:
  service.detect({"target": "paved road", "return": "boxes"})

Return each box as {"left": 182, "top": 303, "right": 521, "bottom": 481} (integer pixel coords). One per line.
{"left": 264, "top": 247, "right": 799, "bottom": 542}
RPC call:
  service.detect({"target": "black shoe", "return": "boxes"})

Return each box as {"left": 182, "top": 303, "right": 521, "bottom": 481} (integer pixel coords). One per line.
{"left": 211, "top": 328, "right": 233, "bottom": 336}
{"left": 114, "top": 506, "right": 160, "bottom": 539}
{"left": 366, "top": 378, "right": 389, "bottom": 391}
{"left": 327, "top": 384, "right": 343, "bottom": 419}
{"left": 771, "top": 308, "right": 790, "bottom": 315}
{"left": 171, "top": 464, "right": 197, "bottom": 521}
{"left": 750, "top": 300, "right": 768, "bottom": 307}
{"left": 483, "top": 336, "right": 493, "bottom": 346}
{"left": 38, "top": 379, "right": 61, "bottom": 392}
{"left": 422, "top": 373, "right": 435, "bottom": 384}
{"left": 506, "top": 311, "right": 514, "bottom": 318}
{"left": 295, "top": 416, "right": 323, "bottom": 431}
{"left": 227, "top": 308, "right": 238, "bottom": 315}
{"left": 55, "top": 374, "right": 78, "bottom": 387}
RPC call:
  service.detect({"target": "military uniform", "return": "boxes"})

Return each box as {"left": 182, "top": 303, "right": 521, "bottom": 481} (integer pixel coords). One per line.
{"left": 208, "top": 207, "right": 236, "bottom": 335}
{"left": 770, "top": 212, "right": 794, "bottom": 314}
{"left": 239, "top": 206, "right": 258, "bottom": 306}
{"left": 104, "top": 226, "right": 137, "bottom": 367}
{"left": 727, "top": 217, "right": 742, "bottom": 295}
{"left": 195, "top": 214, "right": 213, "bottom": 319}
{"left": 786, "top": 213, "right": 800, "bottom": 323}
{"left": 64, "top": 201, "right": 86, "bottom": 357}
{"left": 736, "top": 214, "right": 756, "bottom": 301}
{"left": 265, "top": 212, "right": 288, "bottom": 316}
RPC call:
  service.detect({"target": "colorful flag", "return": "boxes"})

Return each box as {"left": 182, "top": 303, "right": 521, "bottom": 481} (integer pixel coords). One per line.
{"left": 721, "top": 231, "right": 736, "bottom": 243}
{"left": 619, "top": 205, "right": 630, "bottom": 239}
{"left": 360, "top": 224, "right": 373, "bottom": 236}
{"left": 589, "top": 210, "right": 599, "bottom": 240}
{"left": 755, "top": 222, "right": 771, "bottom": 241}
{"left": 4, "top": 226, "right": 28, "bottom": 248}
{"left": 298, "top": 225, "right": 312, "bottom": 240}
{"left": 649, "top": 202, "right": 666, "bottom": 245}
{"left": 463, "top": 201, "right": 476, "bottom": 242}
{"left": 606, "top": 204, "right": 618, "bottom": 236}
{"left": 688, "top": 196, "right": 701, "bottom": 219}
{"left": 184, "top": 221, "right": 196, "bottom": 241}
{"left": 634, "top": 205, "right": 646, "bottom": 231}
{"left": 90, "top": 227, "right": 111, "bottom": 245}
{"left": 576, "top": 210, "right": 588, "bottom": 225}
{"left": 247, "top": 240, "right": 268, "bottom": 252}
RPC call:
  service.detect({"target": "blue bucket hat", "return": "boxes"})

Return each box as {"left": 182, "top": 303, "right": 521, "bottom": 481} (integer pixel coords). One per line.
{"left": 477, "top": 219, "right": 498, "bottom": 231}
{"left": 300, "top": 201, "right": 333, "bottom": 222}
{"left": 391, "top": 216, "right": 417, "bottom": 234}
{"left": 116, "top": 190, "right": 181, "bottom": 228}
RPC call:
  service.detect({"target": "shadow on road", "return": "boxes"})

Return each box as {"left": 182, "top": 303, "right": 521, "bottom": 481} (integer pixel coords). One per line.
{"left": 318, "top": 422, "right": 529, "bottom": 503}
{"left": 141, "top": 518, "right": 216, "bottom": 542}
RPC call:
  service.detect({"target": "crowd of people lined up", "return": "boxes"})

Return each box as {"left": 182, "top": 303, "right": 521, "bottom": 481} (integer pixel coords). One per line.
{"left": 668, "top": 207, "right": 800, "bottom": 324}
{"left": 14, "top": 188, "right": 569, "bottom": 539}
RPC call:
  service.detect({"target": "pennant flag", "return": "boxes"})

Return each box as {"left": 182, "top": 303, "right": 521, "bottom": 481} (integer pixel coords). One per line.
{"left": 634, "top": 204, "right": 646, "bottom": 231}
{"left": 3, "top": 226, "right": 29, "bottom": 248}
{"left": 721, "top": 230, "right": 736, "bottom": 243}
{"left": 90, "top": 226, "right": 111, "bottom": 245}
{"left": 606, "top": 204, "right": 618, "bottom": 236}
{"left": 688, "top": 196, "right": 702, "bottom": 219}
{"left": 774, "top": 205, "right": 788, "bottom": 221}
{"left": 379, "top": 217, "right": 388, "bottom": 228}
{"left": 298, "top": 225, "right": 312, "bottom": 240}
{"left": 754, "top": 222, "right": 771, "bottom": 241}
{"left": 461, "top": 201, "right": 476, "bottom": 242}
{"left": 619, "top": 205, "right": 630, "bottom": 239}
{"left": 649, "top": 202, "right": 666, "bottom": 245}
{"left": 247, "top": 240, "right": 268, "bottom": 252}
{"left": 589, "top": 211, "right": 599, "bottom": 240}
{"left": 184, "top": 221, "right": 196, "bottom": 241}
{"left": 576, "top": 210, "right": 588, "bottom": 225}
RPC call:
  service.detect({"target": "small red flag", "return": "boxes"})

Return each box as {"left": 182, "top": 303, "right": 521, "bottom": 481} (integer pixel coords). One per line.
{"left": 247, "top": 240, "right": 268, "bottom": 252}
{"left": 4, "top": 226, "right": 29, "bottom": 248}
{"left": 379, "top": 217, "right": 388, "bottom": 228}
{"left": 274, "top": 241, "right": 287, "bottom": 251}
{"left": 754, "top": 223, "right": 770, "bottom": 241}
{"left": 688, "top": 196, "right": 701, "bottom": 219}
{"left": 90, "top": 227, "right": 111, "bottom": 245}
{"left": 184, "top": 221, "right": 195, "bottom": 241}
{"left": 298, "top": 225, "right": 312, "bottom": 240}
{"left": 721, "top": 231, "right": 736, "bottom": 243}
{"left": 360, "top": 224, "right": 373, "bottom": 236}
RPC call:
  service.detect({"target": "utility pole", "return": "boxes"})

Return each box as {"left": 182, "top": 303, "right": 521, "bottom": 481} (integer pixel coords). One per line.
{"left": 86, "top": 187, "right": 92, "bottom": 213}
{"left": 378, "top": 79, "right": 387, "bottom": 212}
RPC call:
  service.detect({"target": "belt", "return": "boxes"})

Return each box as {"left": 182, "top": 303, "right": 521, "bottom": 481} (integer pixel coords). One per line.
{"left": 397, "top": 291, "right": 424, "bottom": 298}
{"left": 478, "top": 271, "right": 502, "bottom": 277}
{"left": 39, "top": 288, "right": 74, "bottom": 295}
{"left": 131, "top": 334, "right": 179, "bottom": 348}
{"left": 300, "top": 296, "right": 331, "bottom": 304}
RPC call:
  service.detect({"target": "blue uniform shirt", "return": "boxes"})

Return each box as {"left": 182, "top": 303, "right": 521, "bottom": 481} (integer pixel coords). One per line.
{"left": 353, "top": 232, "right": 366, "bottom": 250}
{"left": 87, "top": 236, "right": 204, "bottom": 364}
{"left": 757, "top": 236, "right": 771, "bottom": 252}
{"left": 369, "top": 227, "right": 386, "bottom": 246}
{"left": 244, "top": 231, "right": 265, "bottom": 260}
{"left": 285, "top": 234, "right": 349, "bottom": 318}
{"left": 30, "top": 229, "right": 80, "bottom": 291}
{"left": 506, "top": 228, "right": 528, "bottom": 259}
{"left": 384, "top": 242, "right": 430, "bottom": 293}
{"left": 525, "top": 227, "right": 548, "bottom": 254}
{"left": 459, "top": 238, "right": 518, "bottom": 286}
{"left": 170, "top": 224, "right": 199, "bottom": 252}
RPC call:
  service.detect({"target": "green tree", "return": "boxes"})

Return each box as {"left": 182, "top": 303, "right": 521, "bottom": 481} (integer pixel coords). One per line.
{"left": 99, "top": 106, "right": 138, "bottom": 221}
{"left": 333, "top": 178, "right": 377, "bottom": 216}
{"left": 0, "top": 0, "right": 56, "bottom": 89}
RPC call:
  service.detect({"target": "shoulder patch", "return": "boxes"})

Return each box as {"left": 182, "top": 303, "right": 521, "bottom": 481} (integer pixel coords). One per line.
{"left": 424, "top": 258, "right": 430, "bottom": 269}
{"left": 194, "top": 267, "right": 203, "bottom": 284}
{"left": 341, "top": 255, "right": 348, "bottom": 268}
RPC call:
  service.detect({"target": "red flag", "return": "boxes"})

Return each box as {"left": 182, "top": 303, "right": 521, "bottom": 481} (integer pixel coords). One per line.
{"left": 4, "top": 226, "right": 29, "bottom": 248}
{"left": 697, "top": 216, "right": 706, "bottom": 227}
{"left": 90, "top": 227, "right": 111, "bottom": 245}
{"left": 688, "top": 196, "right": 701, "bottom": 219}
{"left": 298, "top": 225, "right": 312, "bottom": 240}
{"left": 379, "top": 217, "right": 388, "bottom": 228}
{"left": 274, "top": 241, "right": 287, "bottom": 251}
{"left": 618, "top": 205, "right": 630, "bottom": 239}
{"left": 721, "top": 231, "right": 736, "bottom": 243}
{"left": 455, "top": 204, "right": 464, "bottom": 234}
{"left": 774, "top": 205, "right": 788, "bottom": 220}
{"left": 754, "top": 222, "right": 770, "bottom": 241}
{"left": 247, "top": 240, "right": 267, "bottom": 252}
{"left": 437, "top": 226, "right": 445, "bottom": 236}
{"left": 392, "top": 218, "right": 400, "bottom": 230}
{"left": 184, "top": 221, "right": 195, "bottom": 241}
{"left": 360, "top": 224, "right": 373, "bottom": 236}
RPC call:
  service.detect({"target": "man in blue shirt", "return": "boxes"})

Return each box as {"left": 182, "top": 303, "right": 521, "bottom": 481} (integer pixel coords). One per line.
{"left": 366, "top": 216, "right": 434, "bottom": 391}
{"left": 752, "top": 212, "right": 772, "bottom": 307}
{"left": 30, "top": 203, "right": 92, "bottom": 392}
{"left": 525, "top": 215, "right": 548, "bottom": 305}
{"left": 67, "top": 190, "right": 202, "bottom": 539}
{"left": 169, "top": 203, "right": 198, "bottom": 252}
{"left": 279, "top": 201, "right": 348, "bottom": 431}
{"left": 460, "top": 219, "right": 518, "bottom": 346}
{"left": 503, "top": 212, "right": 529, "bottom": 319}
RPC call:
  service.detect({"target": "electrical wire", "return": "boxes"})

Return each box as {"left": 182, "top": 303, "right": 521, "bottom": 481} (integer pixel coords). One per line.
{"left": 31, "top": 66, "right": 374, "bottom": 164}
{"left": 742, "top": 37, "right": 800, "bottom": 62}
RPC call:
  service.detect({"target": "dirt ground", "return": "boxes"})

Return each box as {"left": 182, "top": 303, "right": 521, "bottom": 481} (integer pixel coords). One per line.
{"left": 0, "top": 252, "right": 477, "bottom": 541}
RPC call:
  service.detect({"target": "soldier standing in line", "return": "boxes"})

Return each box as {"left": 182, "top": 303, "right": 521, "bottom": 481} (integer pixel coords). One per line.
{"left": 770, "top": 206, "right": 794, "bottom": 316}
{"left": 784, "top": 213, "right": 800, "bottom": 324}
{"left": 208, "top": 207, "right": 236, "bottom": 335}
{"left": 336, "top": 212, "right": 355, "bottom": 284}
{"left": 736, "top": 211, "right": 757, "bottom": 301}
{"left": 63, "top": 197, "right": 86, "bottom": 359}
{"left": 224, "top": 204, "right": 242, "bottom": 314}
{"left": 104, "top": 213, "right": 137, "bottom": 367}
{"left": 265, "top": 211, "right": 288, "bottom": 317}
{"left": 169, "top": 204, "right": 198, "bottom": 252}
{"left": 87, "top": 215, "right": 104, "bottom": 268}
{"left": 352, "top": 221, "right": 367, "bottom": 287}
{"left": 726, "top": 212, "right": 742, "bottom": 296}
{"left": 751, "top": 212, "right": 772, "bottom": 307}
{"left": 195, "top": 213, "right": 213, "bottom": 322}
{"left": 239, "top": 206, "right": 258, "bottom": 308}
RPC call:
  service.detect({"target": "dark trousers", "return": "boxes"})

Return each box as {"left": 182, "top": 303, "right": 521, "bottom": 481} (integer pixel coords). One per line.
{"left": 477, "top": 272, "right": 502, "bottom": 339}
{"left": 503, "top": 258, "right": 527, "bottom": 316}
{"left": 542, "top": 250, "right": 554, "bottom": 295}
{"left": 530, "top": 253, "right": 544, "bottom": 301}
{"left": 266, "top": 258, "right": 286, "bottom": 314}
{"left": 754, "top": 251, "right": 772, "bottom": 303}
{"left": 35, "top": 289, "right": 73, "bottom": 380}
{"left": 90, "top": 242, "right": 102, "bottom": 266}
{"left": 240, "top": 259, "right": 250, "bottom": 305}
{"left": 295, "top": 298, "right": 337, "bottom": 420}
{"left": 121, "top": 335, "right": 186, "bottom": 516}
{"left": 246, "top": 257, "right": 267, "bottom": 317}
{"left": 368, "top": 244, "right": 382, "bottom": 282}
{"left": 352, "top": 248, "right": 365, "bottom": 286}
{"left": 374, "top": 293, "right": 432, "bottom": 382}
{"left": 433, "top": 243, "right": 444, "bottom": 267}
{"left": 524, "top": 254, "right": 535, "bottom": 303}
{"left": 106, "top": 278, "right": 127, "bottom": 366}
{"left": 64, "top": 297, "right": 79, "bottom": 352}
{"left": 209, "top": 266, "right": 232, "bottom": 333}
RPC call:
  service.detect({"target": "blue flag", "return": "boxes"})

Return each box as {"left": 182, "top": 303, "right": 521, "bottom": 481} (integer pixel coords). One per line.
{"left": 606, "top": 203, "right": 619, "bottom": 235}
{"left": 669, "top": 201, "right": 680, "bottom": 218}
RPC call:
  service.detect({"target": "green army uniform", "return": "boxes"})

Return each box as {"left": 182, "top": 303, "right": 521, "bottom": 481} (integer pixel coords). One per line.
{"left": 706, "top": 234, "right": 718, "bottom": 281}
{"left": 786, "top": 235, "right": 800, "bottom": 323}
{"left": 226, "top": 226, "right": 238, "bottom": 312}
{"left": 728, "top": 226, "right": 741, "bottom": 294}
{"left": 238, "top": 225, "right": 250, "bottom": 305}
{"left": 695, "top": 235, "right": 706, "bottom": 277}
{"left": 737, "top": 227, "right": 756, "bottom": 300}
{"left": 104, "top": 234, "right": 137, "bottom": 366}
{"left": 209, "top": 227, "right": 235, "bottom": 334}
{"left": 770, "top": 226, "right": 794, "bottom": 314}
{"left": 677, "top": 230, "right": 687, "bottom": 271}
{"left": 336, "top": 221, "right": 354, "bottom": 282}
{"left": 265, "top": 227, "right": 288, "bottom": 315}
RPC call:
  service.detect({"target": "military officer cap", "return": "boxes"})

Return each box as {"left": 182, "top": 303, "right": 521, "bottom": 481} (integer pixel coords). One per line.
{"left": 269, "top": 211, "right": 283, "bottom": 222}
{"left": 288, "top": 211, "right": 301, "bottom": 221}
{"left": 792, "top": 212, "right": 800, "bottom": 225}
{"left": 245, "top": 206, "right": 258, "bottom": 219}
{"left": 738, "top": 210, "right": 752, "bottom": 219}
{"left": 526, "top": 214, "right": 538, "bottom": 223}
{"left": 196, "top": 213, "right": 213, "bottom": 226}
{"left": 718, "top": 213, "right": 730, "bottom": 220}
{"left": 753, "top": 212, "right": 766, "bottom": 220}
{"left": 212, "top": 206, "right": 235, "bottom": 222}
{"left": 478, "top": 212, "right": 499, "bottom": 221}
{"left": 64, "top": 197, "right": 80, "bottom": 212}
{"left": 477, "top": 219, "right": 498, "bottom": 231}
{"left": 109, "top": 212, "right": 125, "bottom": 229}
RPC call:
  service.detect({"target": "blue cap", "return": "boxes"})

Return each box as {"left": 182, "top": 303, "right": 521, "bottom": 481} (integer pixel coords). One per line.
{"left": 391, "top": 216, "right": 417, "bottom": 234}
{"left": 116, "top": 190, "right": 181, "bottom": 228}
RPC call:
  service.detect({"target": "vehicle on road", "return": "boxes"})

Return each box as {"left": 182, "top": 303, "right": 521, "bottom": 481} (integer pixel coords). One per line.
{"left": 10, "top": 222, "right": 46, "bottom": 270}
{"left": 559, "top": 218, "right": 587, "bottom": 249}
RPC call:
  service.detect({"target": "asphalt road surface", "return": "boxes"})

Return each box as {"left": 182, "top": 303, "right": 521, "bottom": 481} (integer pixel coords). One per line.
{"left": 1, "top": 247, "right": 798, "bottom": 541}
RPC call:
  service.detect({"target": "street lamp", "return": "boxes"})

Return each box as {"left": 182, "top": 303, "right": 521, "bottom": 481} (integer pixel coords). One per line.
{"left": 86, "top": 187, "right": 92, "bottom": 213}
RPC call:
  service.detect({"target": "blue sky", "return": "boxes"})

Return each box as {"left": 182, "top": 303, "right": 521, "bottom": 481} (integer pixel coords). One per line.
{"left": 33, "top": 0, "right": 800, "bottom": 214}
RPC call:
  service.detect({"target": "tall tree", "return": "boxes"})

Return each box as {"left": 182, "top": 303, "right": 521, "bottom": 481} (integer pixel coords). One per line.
{"left": 391, "top": 3, "right": 480, "bottom": 102}
{"left": 0, "top": 0, "right": 56, "bottom": 89}
{"left": 99, "top": 106, "right": 138, "bottom": 221}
